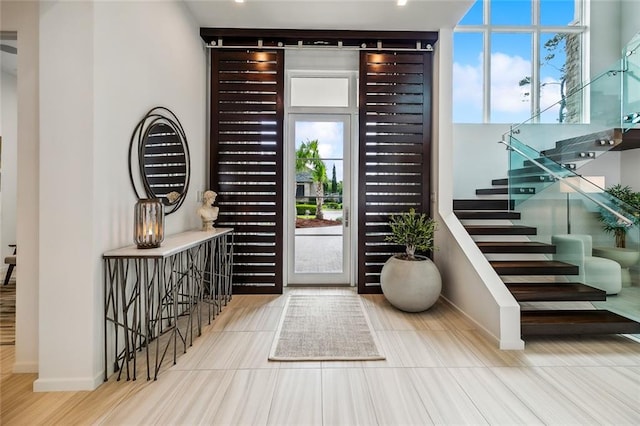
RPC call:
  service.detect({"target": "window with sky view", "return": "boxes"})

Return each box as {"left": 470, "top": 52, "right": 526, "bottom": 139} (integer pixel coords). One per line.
{"left": 454, "top": 0, "right": 585, "bottom": 124}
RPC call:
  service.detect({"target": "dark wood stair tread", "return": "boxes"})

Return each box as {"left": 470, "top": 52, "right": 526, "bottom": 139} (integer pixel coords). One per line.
{"left": 490, "top": 260, "right": 579, "bottom": 275}
{"left": 476, "top": 188, "right": 509, "bottom": 195}
{"left": 476, "top": 187, "right": 535, "bottom": 195}
{"left": 520, "top": 310, "right": 640, "bottom": 336}
{"left": 492, "top": 176, "right": 555, "bottom": 185}
{"left": 612, "top": 128, "right": 640, "bottom": 151}
{"left": 541, "top": 128, "right": 623, "bottom": 157}
{"left": 465, "top": 225, "right": 537, "bottom": 235}
{"left": 477, "top": 241, "right": 555, "bottom": 254}
{"left": 506, "top": 282, "right": 606, "bottom": 301}
{"left": 453, "top": 199, "right": 515, "bottom": 210}
{"left": 455, "top": 211, "right": 521, "bottom": 220}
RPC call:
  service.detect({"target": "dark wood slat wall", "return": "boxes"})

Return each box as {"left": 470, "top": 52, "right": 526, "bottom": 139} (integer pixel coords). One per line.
{"left": 210, "top": 50, "right": 284, "bottom": 294}
{"left": 358, "top": 51, "right": 433, "bottom": 294}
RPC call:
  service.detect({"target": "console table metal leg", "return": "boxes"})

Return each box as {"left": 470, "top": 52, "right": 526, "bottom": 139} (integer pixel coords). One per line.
{"left": 104, "top": 230, "right": 234, "bottom": 382}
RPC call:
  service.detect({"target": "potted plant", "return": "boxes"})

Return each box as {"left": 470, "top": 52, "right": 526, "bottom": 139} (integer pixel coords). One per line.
{"left": 599, "top": 184, "right": 640, "bottom": 248}
{"left": 380, "top": 208, "right": 441, "bottom": 312}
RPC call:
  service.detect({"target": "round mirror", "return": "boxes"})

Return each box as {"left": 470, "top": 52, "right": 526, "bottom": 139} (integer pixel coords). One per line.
{"left": 129, "top": 107, "right": 191, "bottom": 215}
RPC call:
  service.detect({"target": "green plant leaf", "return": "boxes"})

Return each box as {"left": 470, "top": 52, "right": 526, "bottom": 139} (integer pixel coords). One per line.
{"left": 385, "top": 208, "right": 437, "bottom": 258}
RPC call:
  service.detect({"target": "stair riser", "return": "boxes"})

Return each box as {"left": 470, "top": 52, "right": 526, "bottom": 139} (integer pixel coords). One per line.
{"left": 480, "top": 247, "right": 556, "bottom": 254}
{"left": 467, "top": 228, "right": 537, "bottom": 236}
{"left": 507, "top": 284, "right": 606, "bottom": 302}
{"left": 540, "top": 139, "right": 620, "bottom": 157}
{"left": 514, "top": 293, "right": 606, "bottom": 302}
{"left": 522, "top": 323, "right": 640, "bottom": 336}
{"left": 492, "top": 176, "right": 555, "bottom": 185}
{"left": 520, "top": 310, "right": 640, "bottom": 337}
{"left": 455, "top": 211, "right": 521, "bottom": 220}
{"left": 492, "top": 265, "right": 579, "bottom": 275}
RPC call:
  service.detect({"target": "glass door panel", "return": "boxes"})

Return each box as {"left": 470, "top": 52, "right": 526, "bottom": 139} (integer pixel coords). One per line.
{"left": 288, "top": 115, "right": 351, "bottom": 284}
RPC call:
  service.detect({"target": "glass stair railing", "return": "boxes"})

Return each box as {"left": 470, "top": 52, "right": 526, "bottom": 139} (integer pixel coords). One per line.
{"left": 505, "top": 31, "right": 640, "bottom": 179}
{"left": 505, "top": 136, "right": 638, "bottom": 237}
{"left": 502, "top": 135, "right": 640, "bottom": 332}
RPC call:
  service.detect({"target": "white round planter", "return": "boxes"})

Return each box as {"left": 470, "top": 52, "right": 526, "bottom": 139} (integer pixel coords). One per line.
{"left": 380, "top": 255, "right": 442, "bottom": 312}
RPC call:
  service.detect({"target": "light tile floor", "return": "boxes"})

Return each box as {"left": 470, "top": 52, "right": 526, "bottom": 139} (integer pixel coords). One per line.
{"left": 2, "top": 287, "right": 639, "bottom": 425}
{"left": 100, "top": 288, "right": 640, "bottom": 425}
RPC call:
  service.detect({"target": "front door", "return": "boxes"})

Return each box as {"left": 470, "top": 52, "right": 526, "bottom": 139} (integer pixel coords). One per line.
{"left": 287, "top": 114, "right": 351, "bottom": 285}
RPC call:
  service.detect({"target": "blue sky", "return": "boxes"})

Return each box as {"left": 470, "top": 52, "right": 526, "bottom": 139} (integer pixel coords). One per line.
{"left": 454, "top": 0, "right": 576, "bottom": 123}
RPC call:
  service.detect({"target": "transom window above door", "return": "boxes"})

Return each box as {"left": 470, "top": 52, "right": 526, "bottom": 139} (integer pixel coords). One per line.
{"left": 290, "top": 77, "right": 350, "bottom": 107}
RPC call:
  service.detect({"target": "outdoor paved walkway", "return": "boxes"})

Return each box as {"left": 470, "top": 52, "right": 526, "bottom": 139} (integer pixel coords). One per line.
{"left": 295, "top": 225, "right": 343, "bottom": 273}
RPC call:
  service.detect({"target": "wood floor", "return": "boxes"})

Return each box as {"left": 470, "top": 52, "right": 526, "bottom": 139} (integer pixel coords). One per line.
{"left": 1, "top": 287, "right": 640, "bottom": 425}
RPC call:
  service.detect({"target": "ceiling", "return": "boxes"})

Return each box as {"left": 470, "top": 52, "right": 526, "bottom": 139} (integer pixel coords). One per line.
{"left": 182, "top": 0, "right": 474, "bottom": 33}
{"left": 0, "top": 1, "right": 474, "bottom": 77}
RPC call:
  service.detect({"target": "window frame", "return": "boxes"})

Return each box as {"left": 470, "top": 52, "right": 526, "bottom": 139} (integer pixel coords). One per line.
{"left": 454, "top": 0, "right": 588, "bottom": 123}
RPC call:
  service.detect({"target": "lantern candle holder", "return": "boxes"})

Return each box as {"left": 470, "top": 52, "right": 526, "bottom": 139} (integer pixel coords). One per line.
{"left": 134, "top": 198, "right": 165, "bottom": 249}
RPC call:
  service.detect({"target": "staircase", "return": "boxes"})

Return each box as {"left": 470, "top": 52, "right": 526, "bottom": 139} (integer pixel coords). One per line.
{"left": 456, "top": 32, "right": 640, "bottom": 338}
{"left": 453, "top": 197, "right": 640, "bottom": 337}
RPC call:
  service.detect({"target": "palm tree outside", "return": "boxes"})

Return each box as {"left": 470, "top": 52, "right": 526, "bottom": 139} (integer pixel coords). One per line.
{"left": 296, "top": 139, "right": 328, "bottom": 220}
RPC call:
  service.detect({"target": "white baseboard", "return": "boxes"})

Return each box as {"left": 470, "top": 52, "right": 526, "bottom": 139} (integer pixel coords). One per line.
{"left": 33, "top": 371, "right": 103, "bottom": 392}
{"left": 12, "top": 360, "right": 38, "bottom": 373}
{"left": 499, "top": 336, "right": 526, "bottom": 350}
{"left": 440, "top": 295, "right": 525, "bottom": 350}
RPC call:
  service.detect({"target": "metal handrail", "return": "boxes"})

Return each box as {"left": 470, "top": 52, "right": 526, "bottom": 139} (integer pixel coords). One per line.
{"left": 499, "top": 139, "right": 635, "bottom": 227}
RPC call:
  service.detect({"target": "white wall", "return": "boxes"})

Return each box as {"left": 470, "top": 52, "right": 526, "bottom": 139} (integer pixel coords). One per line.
{"left": 590, "top": 0, "right": 623, "bottom": 75}
{"left": 452, "top": 124, "right": 509, "bottom": 199}
{"left": 93, "top": 0, "right": 206, "bottom": 250}
{"left": 34, "top": 0, "right": 206, "bottom": 391}
{"left": 620, "top": 0, "right": 640, "bottom": 47}
{"left": 1, "top": 71, "right": 17, "bottom": 266}
{"left": 93, "top": 0, "right": 207, "bottom": 381}
{"left": 588, "top": 0, "right": 638, "bottom": 76}
{"left": 621, "top": 149, "right": 640, "bottom": 190}
{"left": 1, "top": 0, "right": 40, "bottom": 374}
{"left": 618, "top": 0, "right": 640, "bottom": 197}
{"left": 36, "top": 0, "right": 97, "bottom": 392}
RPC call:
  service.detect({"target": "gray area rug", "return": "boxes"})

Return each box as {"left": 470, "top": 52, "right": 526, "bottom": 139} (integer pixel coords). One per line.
{"left": 269, "top": 294, "right": 385, "bottom": 361}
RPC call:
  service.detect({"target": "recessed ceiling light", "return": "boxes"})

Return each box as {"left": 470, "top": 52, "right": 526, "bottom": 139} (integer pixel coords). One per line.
{"left": 398, "top": 0, "right": 408, "bottom": 6}
{"left": 235, "top": 0, "right": 245, "bottom": 3}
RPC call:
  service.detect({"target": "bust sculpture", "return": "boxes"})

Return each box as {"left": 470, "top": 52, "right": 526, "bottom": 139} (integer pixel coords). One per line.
{"left": 197, "top": 190, "right": 219, "bottom": 231}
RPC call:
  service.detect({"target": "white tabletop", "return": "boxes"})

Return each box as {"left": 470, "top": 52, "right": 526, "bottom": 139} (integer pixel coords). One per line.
{"left": 103, "top": 228, "right": 233, "bottom": 259}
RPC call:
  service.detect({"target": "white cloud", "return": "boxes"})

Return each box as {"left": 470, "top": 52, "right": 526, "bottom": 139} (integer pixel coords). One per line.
{"left": 490, "top": 52, "right": 531, "bottom": 113}
{"left": 452, "top": 54, "right": 483, "bottom": 110}
{"left": 296, "top": 121, "right": 343, "bottom": 158}
{"left": 539, "top": 76, "right": 563, "bottom": 116}
{"left": 454, "top": 51, "right": 565, "bottom": 122}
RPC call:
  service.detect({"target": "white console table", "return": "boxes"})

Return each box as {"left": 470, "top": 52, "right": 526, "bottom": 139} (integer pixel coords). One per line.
{"left": 103, "top": 229, "right": 233, "bottom": 381}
